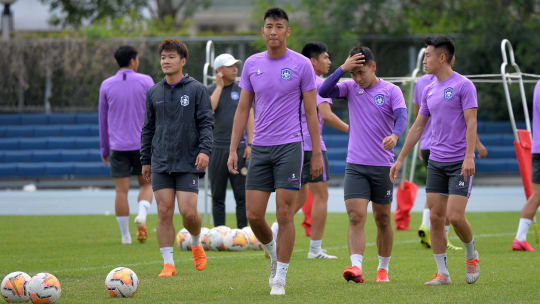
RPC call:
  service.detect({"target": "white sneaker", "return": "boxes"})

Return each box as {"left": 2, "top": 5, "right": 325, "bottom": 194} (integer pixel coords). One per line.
{"left": 121, "top": 235, "right": 132, "bottom": 244}
{"left": 308, "top": 249, "right": 337, "bottom": 259}
{"left": 270, "top": 277, "right": 285, "bottom": 296}
{"left": 134, "top": 215, "right": 145, "bottom": 228}
{"left": 465, "top": 251, "right": 480, "bottom": 284}
{"left": 268, "top": 261, "right": 277, "bottom": 288}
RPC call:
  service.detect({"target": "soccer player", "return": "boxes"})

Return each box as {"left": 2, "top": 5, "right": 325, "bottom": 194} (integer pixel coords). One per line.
{"left": 390, "top": 36, "right": 481, "bottom": 285}
{"left": 98, "top": 45, "right": 154, "bottom": 245}
{"left": 140, "top": 39, "right": 214, "bottom": 277}
{"left": 512, "top": 78, "right": 540, "bottom": 251}
{"left": 227, "top": 8, "right": 323, "bottom": 295}
{"left": 207, "top": 53, "right": 253, "bottom": 229}
{"left": 319, "top": 46, "right": 407, "bottom": 283}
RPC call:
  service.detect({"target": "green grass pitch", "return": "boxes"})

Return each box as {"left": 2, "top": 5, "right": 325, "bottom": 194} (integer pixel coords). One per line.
{"left": 1, "top": 212, "right": 538, "bottom": 303}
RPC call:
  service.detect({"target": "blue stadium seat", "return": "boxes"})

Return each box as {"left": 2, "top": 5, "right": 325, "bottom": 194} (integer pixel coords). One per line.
{"left": 75, "top": 137, "right": 100, "bottom": 149}
{"left": 0, "top": 163, "right": 17, "bottom": 176}
{"left": 329, "top": 160, "right": 346, "bottom": 175}
{"left": 21, "top": 114, "right": 48, "bottom": 125}
{"left": 45, "top": 163, "right": 74, "bottom": 176}
{"left": 88, "top": 149, "right": 102, "bottom": 162}
{"left": 34, "top": 126, "right": 62, "bottom": 137}
{"left": 61, "top": 150, "right": 89, "bottom": 162}
{"left": 61, "top": 125, "right": 92, "bottom": 137}
{"left": 483, "top": 146, "right": 516, "bottom": 159}
{"left": 3, "top": 126, "right": 34, "bottom": 138}
{"left": 20, "top": 138, "right": 48, "bottom": 150}
{"left": 326, "top": 148, "right": 348, "bottom": 161}
{"left": 75, "top": 113, "right": 99, "bottom": 124}
{"left": 0, "top": 114, "right": 22, "bottom": 126}
{"left": 0, "top": 138, "right": 19, "bottom": 150}
{"left": 73, "top": 162, "right": 109, "bottom": 176}
{"left": 478, "top": 134, "right": 515, "bottom": 146}
{"left": 47, "top": 113, "right": 77, "bottom": 125}
{"left": 89, "top": 125, "right": 99, "bottom": 136}
{"left": 476, "top": 159, "right": 519, "bottom": 174}
{"left": 16, "top": 163, "right": 46, "bottom": 177}
{"left": 48, "top": 137, "right": 77, "bottom": 149}
{"left": 32, "top": 150, "right": 62, "bottom": 162}
{"left": 4, "top": 151, "right": 32, "bottom": 162}
{"left": 324, "top": 135, "right": 348, "bottom": 147}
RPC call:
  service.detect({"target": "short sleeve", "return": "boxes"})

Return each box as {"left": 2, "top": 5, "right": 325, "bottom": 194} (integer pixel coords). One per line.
{"left": 300, "top": 60, "right": 317, "bottom": 93}
{"left": 337, "top": 81, "right": 350, "bottom": 98}
{"left": 391, "top": 85, "right": 407, "bottom": 111}
{"left": 460, "top": 80, "right": 478, "bottom": 111}
{"left": 419, "top": 84, "right": 431, "bottom": 116}
{"left": 239, "top": 59, "right": 253, "bottom": 92}
{"left": 413, "top": 79, "right": 424, "bottom": 106}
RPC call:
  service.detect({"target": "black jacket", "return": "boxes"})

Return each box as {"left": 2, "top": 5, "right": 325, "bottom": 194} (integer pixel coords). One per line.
{"left": 140, "top": 75, "right": 214, "bottom": 174}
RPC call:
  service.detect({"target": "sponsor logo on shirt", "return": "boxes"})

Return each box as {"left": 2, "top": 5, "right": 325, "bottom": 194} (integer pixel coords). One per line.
{"left": 180, "top": 95, "right": 190, "bottom": 106}
{"left": 357, "top": 89, "right": 365, "bottom": 95}
{"left": 256, "top": 68, "right": 263, "bottom": 75}
{"left": 374, "top": 94, "right": 385, "bottom": 106}
{"left": 444, "top": 87, "right": 454, "bottom": 100}
{"left": 281, "top": 68, "right": 292, "bottom": 80}
{"left": 231, "top": 91, "right": 240, "bottom": 100}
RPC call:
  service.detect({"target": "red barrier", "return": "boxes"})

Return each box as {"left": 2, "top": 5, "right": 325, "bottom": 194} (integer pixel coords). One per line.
{"left": 514, "top": 129, "right": 533, "bottom": 199}
{"left": 394, "top": 180, "right": 419, "bottom": 231}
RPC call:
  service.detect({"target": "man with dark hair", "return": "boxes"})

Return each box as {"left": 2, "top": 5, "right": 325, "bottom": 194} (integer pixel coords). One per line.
{"left": 99, "top": 45, "right": 154, "bottom": 245}
{"left": 140, "top": 39, "right": 214, "bottom": 277}
{"left": 320, "top": 45, "right": 408, "bottom": 283}
{"left": 390, "top": 35, "right": 481, "bottom": 285}
{"left": 227, "top": 7, "right": 323, "bottom": 296}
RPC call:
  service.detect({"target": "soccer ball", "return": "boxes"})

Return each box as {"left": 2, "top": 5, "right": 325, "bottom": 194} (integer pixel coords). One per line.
{"left": 27, "top": 273, "right": 61, "bottom": 304}
{"left": 175, "top": 228, "right": 192, "bottom": 250}
{"left": 207, "top": 226, "right": 230, "bottom": 251}
{"left": 242, "top": 226, "right": 263, "bottom": 250}
{"left": 223, "top": 228, "right": 249, "bottom": 251}
{"left": 105, "top": 267, "right": 138, "bottom": 298}
{"left": 200, "top": 227, "right": 210, "bottom": 250}
{"left": 1, "top": 271, "right": 31, "bottom": 303}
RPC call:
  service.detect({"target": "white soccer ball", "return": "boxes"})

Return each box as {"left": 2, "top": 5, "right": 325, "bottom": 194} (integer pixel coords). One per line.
{"left": 207, "top": 226, "right": 231, "bottom": 251}
{"left": 27, "top": 273, "right": 61, "bottom": 304}
{"left": 200, "top": 227, "right": 210, "bottom": 250}
{"left": 105, "top": 267, "right": 139, "bottom": 298}
{"left": 175, "top": 228, "right": 192, "bottom": 250}
{"left": 1, "top": 271, "right": 31, "bottom": 303}
{"left": 223, "top": 228, "right": 249, "bottom": 251}
{"left": 242, "top": 226, "right": 263, "bottom": 250}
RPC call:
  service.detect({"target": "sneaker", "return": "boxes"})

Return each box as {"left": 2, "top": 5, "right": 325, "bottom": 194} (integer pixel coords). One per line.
{"left": 424, "top": 272, "right": 451, "bottom": 285}
{"left": 134, "top": 216, "right": 148, "bottom": 243}
{"left": 270, "top": 277, "right": 285, "bottom": 296}
{"left": 308, "top": 250, "right": 337, "bottom": 259}
{"left": 465, "top": 251, "right": 480, "bottom": 284}
{"left": 121, "top": 235, "right": 132, "bottom": 245}
{"left": 192, "top": 244, "right": 207, "bottom": 271}
{"left": 158, "top": 263, "right": 177, "bottom": 277}
{"left": 447, "top": 240, "right": 463, "bottom": 251}
{"left": 343, "top": 266, "right": 364, "bottom": 283}
{"left": 418, "top": 225, "right": 431, "bottom": 248}
{"left": 512, "top": 238, "right": 536, "bottom": 251}
{"left": 376, "top": 269, "right": 390, "bottom": 282}
{"left": 269, "top": 261, "right": 277, "bottom": 288}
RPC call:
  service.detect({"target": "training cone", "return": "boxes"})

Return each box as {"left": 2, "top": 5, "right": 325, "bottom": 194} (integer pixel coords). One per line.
{"left": 395, "top": 179, "right": 419, "bottom": 230}
{"left": 514, "top": 129, "right": 533, "bottom": 199}
{"left": 301, "top": 189, "right": 314, "bottom": 236}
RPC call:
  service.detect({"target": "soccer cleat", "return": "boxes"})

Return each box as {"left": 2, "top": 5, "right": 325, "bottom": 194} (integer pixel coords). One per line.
{"left": 376, "top": 269, "right": 390, "bottom": 282}
{"left": 418, "top": 225, "right": 431, "bottom": 248}
{"left": 308, "top": 250, "right": 337, "bottom": 259}
{"left": 270, "top": 277, "right": 285, "bottom": 296}
{"left": 465, "top": 251, "right": 480, "bottom": 284}
{"left": 424, "top": 272, "right": 451, "bottom": 286}
{"left": 121, "top": 235, "right": 132, "bottom": 245}
{"left": 512, "top": 238, "right": 536, "bottom": 251}
{"left": 343, "top": 266, "right": 364, "bottom": 283}
{"left": 447, "top": 240, "right": 463, "bottom": 251}
{"left": 134, "top": 216, "right": 148, "bottom": 243}
{"left": 269, "top": 261, "right": 277, "bottom": 288}
{"left": 158, "top": 263, "right": 177, "bottom": 277}
{"left": 192, "top": 244, "right": 207, "bottom": 271}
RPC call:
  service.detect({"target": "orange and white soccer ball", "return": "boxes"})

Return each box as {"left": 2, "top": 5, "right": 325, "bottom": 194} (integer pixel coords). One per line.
{"left": 207, "top": 226, "right": 231, "bottom": 251}
{"left": 175, "top": 228, "right": 192, "bottom": 251}
{"left": 27, "top": 273, "right": 61, "bottom": 304}
{"left": 200, "top": 227, "right": 210, "bottom": 250}
{"left": 223, "top": 228, "right": 249, "bottom": 251}
{"left": 105, "top": 267, "right": 138, "bottom": 298}
{"left": 1, "top": 271, "right": 31, "bottom": 303}
{"left": 242, "top": 226, "right": 262, "bottom": 250}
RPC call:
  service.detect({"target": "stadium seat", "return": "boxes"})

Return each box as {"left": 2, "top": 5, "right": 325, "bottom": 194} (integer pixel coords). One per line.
{"left": 34, "top": 125, "right": 62, "bottom": 137}
{"left": 47, "top": 113, "right": 77, "bottom": 125}
{"left": 61, "top": 150, "right": 89, "bottom": 162}
{"left": 0, "top": 114, "right": 22, "bottom": 126}
{"left": 73, "top": 162, "right": 109, "bottom": 176}
{"left": 61, "top": 125, "right": 92, "bottom": 137}
{"left": 3, "top": 126, "right": 34, "bottom": 138}
{"left": 21, "top": 114, "right": 49, "bottom": 125}
{"left": 16, "top": 163, "right": 46, "bottom": 177}
{"left": 3, "top": 151, "right": 32, "bottom": 163}
{"left": 48, "top": 137, "right": 77, "bottom": 149}
{"left": 20, "top": 138, "right": 48, "bottom": 150}
{"left": 0, "top": 163, "right": 17, "bottom": 176}
{"left": 329, "top": 160, "right": 346, "bottom": 175}
{"left": 0, "top": 138, "right": 19, "bottom": 150}
{"left": 75, "top": 113, "right": 99, "bottom": 124}
{"left": 32, "top": 150, "right": 62, "bottom": 162}
{"left": 44, "top": 163, "right": 74, "bottom": 176}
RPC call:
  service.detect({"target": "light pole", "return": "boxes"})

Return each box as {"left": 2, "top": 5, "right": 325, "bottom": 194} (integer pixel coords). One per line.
{"left": 1, "top": 0, "right": 16, "bottom": 40}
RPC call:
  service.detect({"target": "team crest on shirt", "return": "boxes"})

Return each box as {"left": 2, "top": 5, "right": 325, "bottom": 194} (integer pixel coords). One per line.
{"left": 444, "top": 87, "right": 454, "bottom": 100}
{"left": 231, "top": 91, "right": 240, "bottom": 100}
{"left": 374, "top": 94, "right": 385, "bottom": 106}
{"left": 180, "top": 95, "right": 190, "bottom": 106}
{"left": 281, "top": 68, "right": 292, "bottom": 80}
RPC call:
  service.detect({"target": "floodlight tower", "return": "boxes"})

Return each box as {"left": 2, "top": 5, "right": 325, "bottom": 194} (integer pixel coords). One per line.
{"left": 1, "top": 0, "right": 16, "bottom": 40}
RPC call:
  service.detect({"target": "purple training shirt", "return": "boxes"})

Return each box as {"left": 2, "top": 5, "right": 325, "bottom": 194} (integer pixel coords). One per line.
{"left": 301, "top": 76, "right": 331, "bottom": 151}
{"left": 532, "top": 80, "right": 540, "bottom": 153}
{"left": 98, "top": 69, "right": 154, "bottom": 157}
{"left": 419, "top": 72, "right": 478, "bottom": 162}
{"left": 239, "top": 49, "right": 316, "bottom": 146}
{"left": 413, "top": 74, "right": 436, "bottom": 150}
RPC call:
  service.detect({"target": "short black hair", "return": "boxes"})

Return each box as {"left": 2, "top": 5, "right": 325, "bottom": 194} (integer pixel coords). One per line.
{"left": 263, "top": 7, "right": 289, "bottom": 23}
{"left": 114, "top": 46, "right": 138, "bottom": 68}
{"left": 301, "top": 42, "right": 328, "bottom": 60}
{"left": 425, "top": 36, "right": 455, "bottom": 64}
{"left": 158, "top": 39, "right": 189, "bottom": 59}
{"left": 349, "top": 46, "right": 375, "bottom": 63}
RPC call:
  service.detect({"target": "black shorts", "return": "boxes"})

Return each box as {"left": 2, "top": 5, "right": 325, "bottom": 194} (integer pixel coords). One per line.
{"left": 344, "top": 163, "right": 393, "bottom": 204}
{"left": 532, "top": 154, "right": 540, "bottom": 184}
{"left": 426, "top": 160, "right": 472, "bottom": 197}
{"left": 110, "top": 150, "right": 142, "bottom": 178}
{"left": 152, "top": 172, "right": 199, "bottom": 193}
{"left": 301, "top": 151, "right": 330, "bottom": 185}
{"left": 421, "top": 149, "right": 430, "bottom": 167}
{"left": 246, "top": 142, "right": 303, "bottom": 192}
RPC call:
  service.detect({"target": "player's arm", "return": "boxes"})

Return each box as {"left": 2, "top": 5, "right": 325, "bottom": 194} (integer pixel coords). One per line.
{"left": 195, "top": 85, "right": 214, "bottom": 171}
{"left": 390, "top": 114, "right": 428, "bottom": 183}
{"left": 319, "top": 102, "right": 348, "bottom": 133}
{"left": 462, "top": 108, "right": 478, "bottom": 178}
{"left": 383, "top": 107, "right": 407, "bottom": 150}
{"left": 243, "top": 108, "right": 255, "bottom": 159}
{"left": 228, "top": 89, "right": 254, "bottom": 174}
{"left": 140, "top": 90, "right": 156, "bottom": 182}
{"left": 304, "top": 89, "right": 323, "bottom": 178}
{"left": 319, "top": 54, "right": 364, "bottom": 99}
{"left": 98, "top": 85, "right": 109, "bottom": 165}
{"left": 476, "top": 136, "right": 487, "bottom": 158}
{"left": 210, "top": 72, "right": 224, "bottom": 111}
{"left": 413, "top": 103, "right": 425, "bottom": 161}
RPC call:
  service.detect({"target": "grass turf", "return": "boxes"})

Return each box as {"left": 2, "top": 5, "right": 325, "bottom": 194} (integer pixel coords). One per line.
{"left": 0, "top": 212, "right": 538, "bottom": 303}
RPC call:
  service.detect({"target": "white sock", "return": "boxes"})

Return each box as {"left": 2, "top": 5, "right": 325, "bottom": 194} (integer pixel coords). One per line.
{"left": 137, "top": 200, "right": 151, "bottom": 222}
{"left": 434, "top": 253, "right": 449, "bottom": 276}
{"left": 116, "top": 216, "right": 130, "bottom": 238}
{"left": 309, "top": 240, "right": 322, "bottom": 253}
{"left": 264, "top": 239, "right": 277, "bottom": 262}
{"left": 378, "top": 256, "right": 391, "bottom": 271}
{"left": 516, "top": 218, "right": 532, "bottom": 242}
{"left": 160, "top": 247, "right": 174, "bottom": 266}
{"left": 422, "top": 209, "right": 430, "bottom": 229}
{"left": 350, "top": 254, "right": 363, "bottom": 269}
{"left": 191, "top": 233, "right": 201, "bottom": 247}
{"left": 275, "top": 262, "right": 289, "bottom": 284}
{"left": 445, "top": 225, "right": 450, "bottom": 239}
{"left": 271, "top": 222, "right": 279, "bottom": 239}
{"left": 463, "top": 239, "right": 476, "bottom": 260}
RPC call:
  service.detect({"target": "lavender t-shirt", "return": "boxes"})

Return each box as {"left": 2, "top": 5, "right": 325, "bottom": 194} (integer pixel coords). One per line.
{"left": 301, "top": 76, "right": 331, "bottom": 151}
{"left": 532, "top": 80, "right": 540, "bottom": 153}
{"left": 413, "top": 74, "right": 436, "bottom": 150}
{"left": 419, "top": 72, "right": 478, "bottom": 162}
{"left": 239, "top": 49, "right": 316, "bottom": 146}
{"left": 337, "top": 79, "right": 406, "bottom": 166}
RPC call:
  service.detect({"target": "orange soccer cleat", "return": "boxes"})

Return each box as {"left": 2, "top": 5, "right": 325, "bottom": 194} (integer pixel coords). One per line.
{"left": 512, "top": 238, "right": 535, "bottom": 251}
{"left": 343, "top": 266, "right": 364, "bottom": 283}
{"left": 192, "top": 244, "right": 207, "bottom": 271}
{"left": 376, "top": 269, "right": 390, "bottom": 282}
{"left": 158, "top": 263, "right": 177, "bottom": 277}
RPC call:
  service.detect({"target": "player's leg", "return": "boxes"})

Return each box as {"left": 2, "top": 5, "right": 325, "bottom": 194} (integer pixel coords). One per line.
{"left": 300, "top": 151, "right": 314, "bottom": 237}
{"left": 131, "top": 151, "right": 152, "bottom": 238}
{"left": 418, "top": 149, "right": 431, "bottom": 249}
{"left": 445, "top": 216, "right": 462, "bottom": 251}
{"left": 513, "top": 183, "right": 540, "bottom": 251}
{"left": 308, "top": 181, "right": 336, "bottom": 259}
{"left": 209, "top": 148, "right": 228, "bottom": 227}
{"left": 114, "top": 177, "right": 131, "bottom": 244}
{"left": 229, "top": 147, "right": 248, "bottom": 228}
{"left": 153, "top": 175, "right": 177, "bottom": 276}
